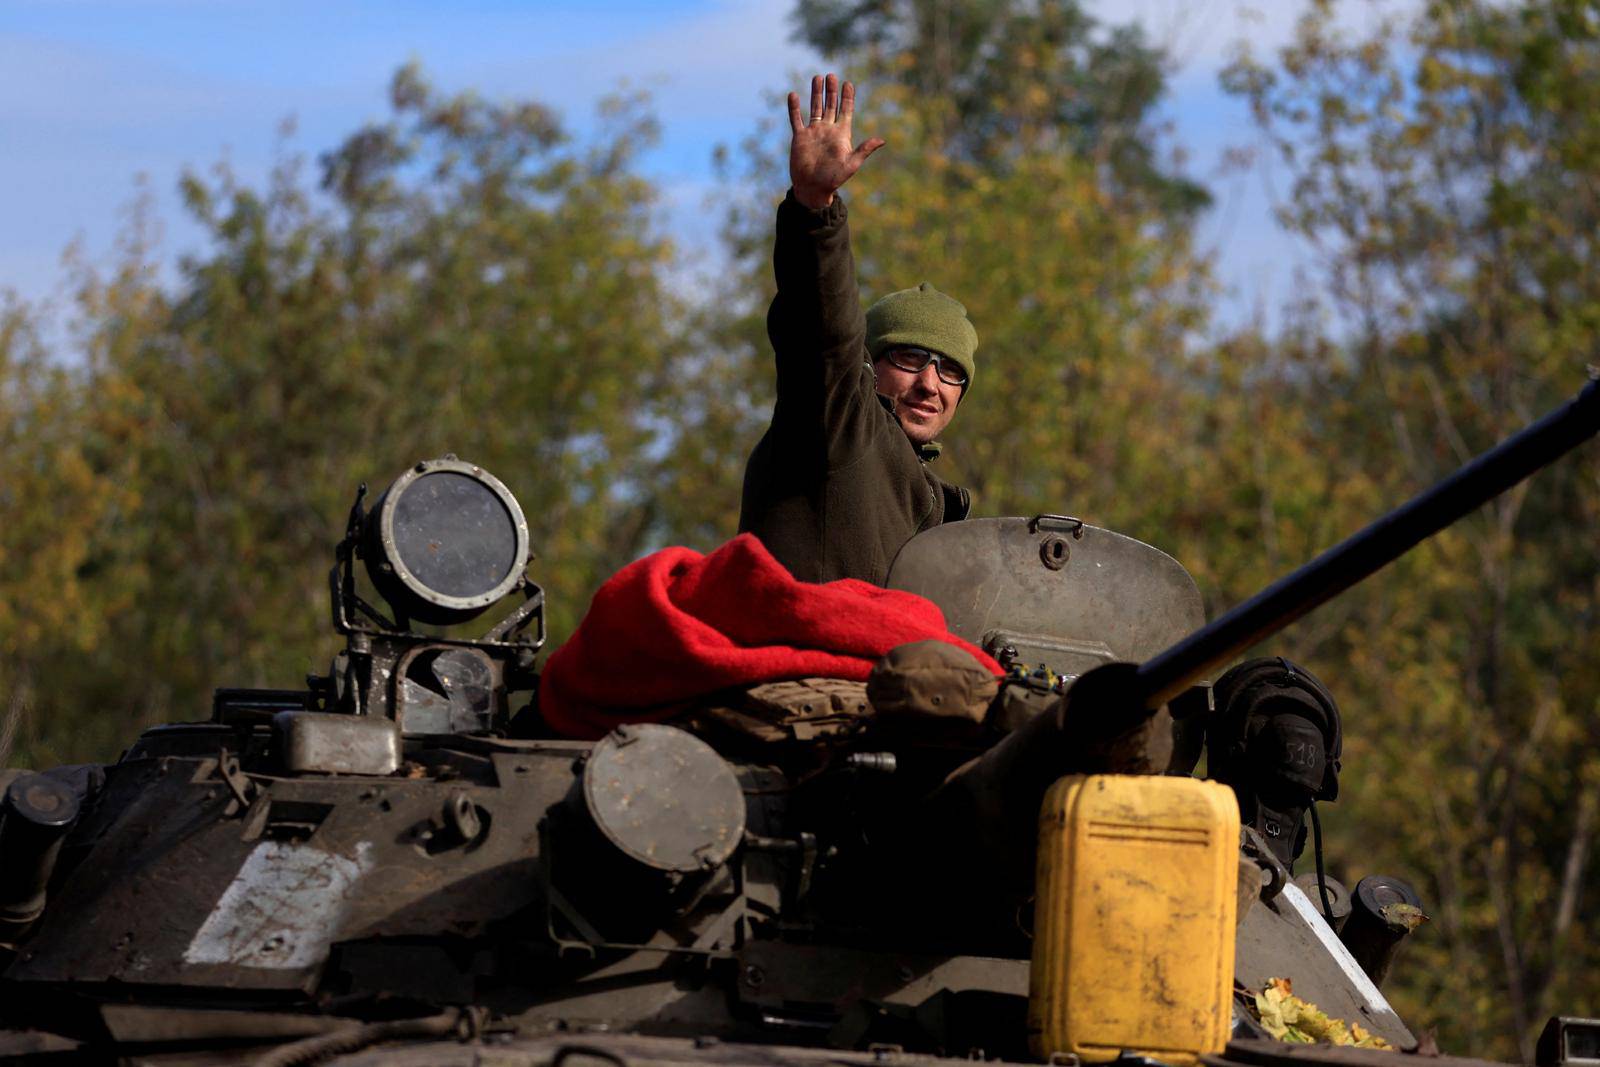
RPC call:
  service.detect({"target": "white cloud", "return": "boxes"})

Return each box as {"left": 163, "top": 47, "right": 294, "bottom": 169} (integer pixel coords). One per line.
{"left": 0, "top": 33, "right": 240, "bottom": 125}
{"left": 442, "top": 0, "right": 818, "bottom": 109}
{"left": 0, "top": 0, "right": 1430, "bottom": 339}
{"left": 586, "top": 0, "right": 821, "bottom": 88}
{"left": 1072, "top": 0, "right": 1429, "bottom": 332}
{"left": 1081, "top": 0, "right": 1427, "bottom": 87}
{"left": 0, "top": 1, "right": 820, "bottom": 325}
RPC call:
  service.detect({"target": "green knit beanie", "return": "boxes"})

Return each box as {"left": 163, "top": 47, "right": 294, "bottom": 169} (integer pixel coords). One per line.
{"left": 865, "top": 282, "right": 979, "bottom": 386}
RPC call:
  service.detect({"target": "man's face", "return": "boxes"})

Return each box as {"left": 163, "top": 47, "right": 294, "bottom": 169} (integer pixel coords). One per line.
{"left": 873, "top": 349, "right": 964, "bottom": 446}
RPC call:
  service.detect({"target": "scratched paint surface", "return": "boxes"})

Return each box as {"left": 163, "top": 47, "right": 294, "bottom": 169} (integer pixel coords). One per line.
{"left": 1278, "top": 882, "right": 1395, "bottom": 1013}
{"left": 183, "top": 841, "right": 373, "bottom": 969}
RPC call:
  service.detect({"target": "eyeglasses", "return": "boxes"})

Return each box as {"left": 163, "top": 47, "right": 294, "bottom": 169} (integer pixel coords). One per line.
{"left": 883, "top": 346, "right": 969, "bottom": 388}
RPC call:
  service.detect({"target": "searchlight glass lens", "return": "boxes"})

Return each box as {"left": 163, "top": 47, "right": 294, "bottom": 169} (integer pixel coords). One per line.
{"left": 391, "top": 471, "right": 519, "bottom": 600}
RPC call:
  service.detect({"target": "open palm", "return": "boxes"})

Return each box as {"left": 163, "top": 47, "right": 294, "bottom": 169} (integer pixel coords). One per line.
{"left": 788, "top": 73, "right": 885, "bottom": 210}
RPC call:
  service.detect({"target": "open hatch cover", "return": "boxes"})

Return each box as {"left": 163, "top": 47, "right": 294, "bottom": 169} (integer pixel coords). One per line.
{"left": 885, "top": 516, "right": 1205, "bottom": 683}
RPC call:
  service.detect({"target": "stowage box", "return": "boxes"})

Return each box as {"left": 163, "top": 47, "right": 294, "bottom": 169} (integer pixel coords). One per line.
{"left": 1028, "top": 774, "right": 1241, "bottom": 1065}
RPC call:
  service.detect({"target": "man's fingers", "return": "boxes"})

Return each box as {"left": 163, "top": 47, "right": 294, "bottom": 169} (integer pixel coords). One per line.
{"left": 851, "top": 137, "right": 887, "bottom": 166}
{"left": 787, "top": 92, "right": 804, "bottom": 134}
{"left": 823, "top": 73, "right": 839, "bottom": 122}
{"left": 809, "top": 75, "right": 824, "bottom": 122}
{"left": 840, "top": 80, "right": 856, "bottom": 125}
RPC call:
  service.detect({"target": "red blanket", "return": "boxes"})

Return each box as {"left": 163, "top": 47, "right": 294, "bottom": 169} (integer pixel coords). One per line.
{"left": 539, "top": 533, "right": 1002, "bottom": 739}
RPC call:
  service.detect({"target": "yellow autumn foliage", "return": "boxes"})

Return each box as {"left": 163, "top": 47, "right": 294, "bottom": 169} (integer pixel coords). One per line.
{"left": 1253, "top": 978, "right": 1393, "bottom": 1050}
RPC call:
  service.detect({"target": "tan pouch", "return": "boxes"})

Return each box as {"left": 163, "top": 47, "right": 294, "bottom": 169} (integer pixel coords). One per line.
{"left": 866, "top": 640, "right": 999, "bottom": 736}
{"left": 684, "top": 678, "right": 871, "bottom": 746}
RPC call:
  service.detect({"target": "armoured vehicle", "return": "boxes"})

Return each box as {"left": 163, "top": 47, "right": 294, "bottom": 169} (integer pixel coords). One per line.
{"left": 1, "top": 380, "right": 1597, "bottom": 1067}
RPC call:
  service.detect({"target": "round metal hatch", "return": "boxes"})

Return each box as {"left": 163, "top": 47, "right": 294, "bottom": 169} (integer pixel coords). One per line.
{"left": 581, "top": 724, "right": 746, "bottom": 874}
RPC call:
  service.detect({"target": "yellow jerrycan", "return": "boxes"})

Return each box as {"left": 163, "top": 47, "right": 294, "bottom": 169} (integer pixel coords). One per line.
{"left": 1029, "top": 774, "right": 1241, "bottom": 1065}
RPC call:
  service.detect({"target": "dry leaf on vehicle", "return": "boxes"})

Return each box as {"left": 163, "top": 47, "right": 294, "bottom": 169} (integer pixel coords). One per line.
{"left": 1251, "top": 977, "right": 1393, "bottom": 1049}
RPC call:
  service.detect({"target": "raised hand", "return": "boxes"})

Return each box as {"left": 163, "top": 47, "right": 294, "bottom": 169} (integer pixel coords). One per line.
{"left": 788, "top": 73, "right": 886, "bottom": 210}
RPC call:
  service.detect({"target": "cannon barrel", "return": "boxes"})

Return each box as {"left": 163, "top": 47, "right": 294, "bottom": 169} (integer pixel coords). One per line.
{"left": 925, "top": 375, "right": 1600, "bottom": 891}
{"left": 1139, "top": 373, "right": 1600, "bottom": 712}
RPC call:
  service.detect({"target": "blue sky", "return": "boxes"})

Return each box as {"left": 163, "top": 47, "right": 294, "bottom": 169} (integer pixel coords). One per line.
{"left": 1, "top": 0, "right": 1411, "bottom": 338}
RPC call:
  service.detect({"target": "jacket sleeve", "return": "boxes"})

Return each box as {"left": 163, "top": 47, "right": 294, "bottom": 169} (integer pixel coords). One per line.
{"left": 765, "top": 190, "right": 882, "bottom": 468}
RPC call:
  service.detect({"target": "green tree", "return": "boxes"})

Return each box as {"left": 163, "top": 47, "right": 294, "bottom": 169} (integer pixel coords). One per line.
{"left": 1225, "top": 1, "right": 1600, "bottom": 1055}
{"left": 0, "top": 304, "right": 125, "bottom": 766}
{"left": 792, "top": 0, "right": 1210, "bottom": 217}
{"left": 1, "top": 66, "right": 692, "bottom": 767}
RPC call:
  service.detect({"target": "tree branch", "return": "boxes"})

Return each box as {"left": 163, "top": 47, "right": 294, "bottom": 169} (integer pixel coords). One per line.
{"left": 1533, "top": 782, "right": 1597, "bottom": 1026}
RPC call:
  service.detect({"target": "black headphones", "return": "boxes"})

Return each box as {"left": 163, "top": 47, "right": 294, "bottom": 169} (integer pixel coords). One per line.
{"left": 1207, "top": 656, "right": 1342, "bottom": 803}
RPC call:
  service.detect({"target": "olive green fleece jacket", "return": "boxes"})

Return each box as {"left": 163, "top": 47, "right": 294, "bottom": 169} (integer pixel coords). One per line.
{"left": 737, "top": 191, "right": 971, "bottom": 586}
